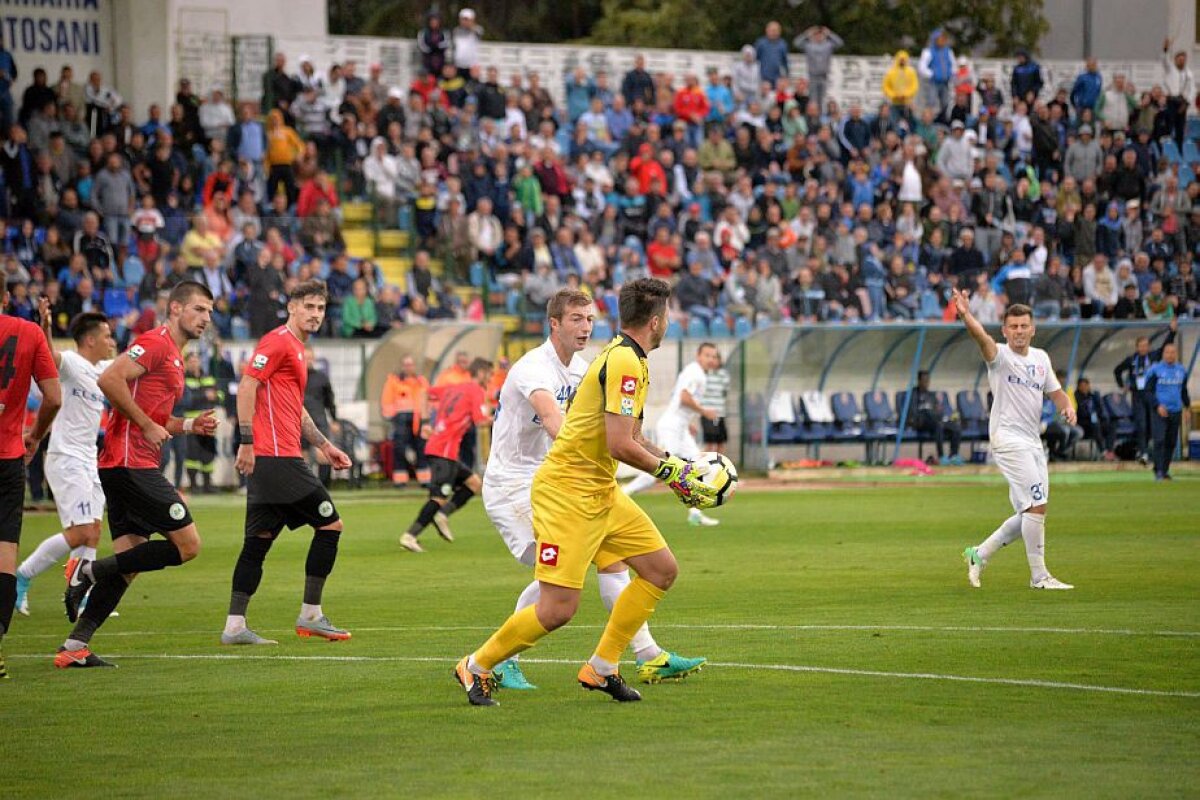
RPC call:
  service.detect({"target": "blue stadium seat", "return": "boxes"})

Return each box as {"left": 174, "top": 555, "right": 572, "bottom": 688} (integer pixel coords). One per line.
{"left": 797, "top": 391, "right": 834, "bottom": 443}
{"left": 828, "top": 392, "right": 865, "bottom": 442}
{"left": 1103, "top": 392, "right": 1137, "bottom": 439}
{"left": 767, "top": 390, "right": 799, "bottom": 444}
{"left": 591, "top": 319, "right": 613, "bottom": 340}
{"left": 686, "top": 317, "right": 709, "bottom": 337}
{"left": 1186, "top": 140, "right": 1200, "bottom": 165}
{"left": 733, "top": 316, "right": 753, "bottom": 337}
{"left": 709, "top": 317, "right": 731, "bottom": 337}
{"left": 756, "top": 316, "right": 774, "bottom": 330}
{"left": 469, "top": 261, "right": 487, "bottom": 287}
{"left": 956, "top": 390, "right": 989, "bottom": 441}
{"left": 666, "top": 319, "right": 684, "bottom": 339}
{"left": 1161, "top": 139, "right": 1183, "bottom": 164}
{"left": 103, "top": 288, "right": 132, "bottom": 317}
{"left": 862, "top": 391, "right": 900, "bottom": 439}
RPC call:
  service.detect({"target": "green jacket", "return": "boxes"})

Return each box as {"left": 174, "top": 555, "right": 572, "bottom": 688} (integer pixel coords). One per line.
{"left": 341, "top": 295, "right": 377, "bottom": 337}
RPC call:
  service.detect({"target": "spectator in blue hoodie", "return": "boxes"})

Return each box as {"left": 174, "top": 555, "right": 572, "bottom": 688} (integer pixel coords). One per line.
{"left": 564, "top": 66, "right": 595, "bottom": 124}
{"left": 1010, "top": 48, "right": 1043, "bottom": 104}
{"left": 1071, "top": 58, "right": 1103, "bottom": 116}
{"left": 918, "top": 28, "right": 955, "bottom": 114}
{"left": 0, "top": 32, "right": 17, "bottom": 132}
{"left": 754, "top": 21, "right": 789, "bottom": 85}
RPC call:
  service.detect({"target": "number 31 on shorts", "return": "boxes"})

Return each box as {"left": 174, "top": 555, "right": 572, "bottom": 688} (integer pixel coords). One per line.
{"left": 1030, "top": 483, "right": 1045, "bottom": 502}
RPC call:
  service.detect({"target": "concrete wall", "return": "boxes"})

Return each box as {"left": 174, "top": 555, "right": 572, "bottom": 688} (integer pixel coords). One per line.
{"left": 1041, "top": 0, "right": 1193, "bottom": 61}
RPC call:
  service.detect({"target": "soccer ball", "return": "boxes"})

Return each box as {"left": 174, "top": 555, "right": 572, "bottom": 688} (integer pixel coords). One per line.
{"left": 694, "top": 451, "right": 739, "bottom": 507}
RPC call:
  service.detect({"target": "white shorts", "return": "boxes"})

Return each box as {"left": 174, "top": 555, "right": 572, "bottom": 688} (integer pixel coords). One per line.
{"left": 992, "top": 447, "right": 1049, "bottom": 513}
{"left": 482, "top": 479, "right": 536, "bottom": 566}
{"left": 654, "top": 420, "right": 701, "bottom": 460}
{"left": 45, "top": 453, "right": 106, "bottom": 528}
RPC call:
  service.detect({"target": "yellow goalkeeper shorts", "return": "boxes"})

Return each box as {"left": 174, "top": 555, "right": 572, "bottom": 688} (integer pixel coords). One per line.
{"left": 530, "top": 475, "right": 668, "bottom": 590}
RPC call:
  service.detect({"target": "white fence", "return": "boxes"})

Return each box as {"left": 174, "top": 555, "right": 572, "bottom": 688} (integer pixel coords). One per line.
{"left": 176, "top": 30, "right": 1172, "bottom": 113}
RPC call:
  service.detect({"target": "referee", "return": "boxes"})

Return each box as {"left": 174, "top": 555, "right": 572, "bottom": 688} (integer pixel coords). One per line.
{"left": 1144, "top": 343, "right": 1191, "bottom": 482}
{"left": 699, "top": 352, "right": 730, "bottom": 455}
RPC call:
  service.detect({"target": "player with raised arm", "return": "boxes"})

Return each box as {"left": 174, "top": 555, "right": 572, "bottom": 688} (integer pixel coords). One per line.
{"left": 15, "top": 308, "right": 114, "bottom": 616}
{"left": 0, "top": 291, "right": 62, "bottom": 678}
{"left": 953, "top": 291, "right": 1076, "bottom": 590}
{"left": 398, "top": 358, "right": 493, "bottom": 552}
{"left": 57, "top": 281, "right": 220, "bottom": 668}
{"left": 623, "top": 342, "right": 722, "bottom": 527}
{"left": 454, "top": 278, "right": 718, "bottom": 706}
{"left": 484, "top": 290, "right": 706, "bottom": 691}
{"left": 223, "top": 280, "right": 354, "bottom": 645}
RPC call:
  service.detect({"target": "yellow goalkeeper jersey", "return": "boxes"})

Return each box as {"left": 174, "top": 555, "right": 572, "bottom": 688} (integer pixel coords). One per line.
{"left": 537, "top": 334, "right": 649, "bottom": 494}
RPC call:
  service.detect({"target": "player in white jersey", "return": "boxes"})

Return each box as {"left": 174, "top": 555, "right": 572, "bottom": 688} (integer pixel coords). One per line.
{"left": 482, "top": 290, "right": 706, "bottom": 689}
{"left": 953, "top": 293, "right": 1076, "bottom": 590}
{"left": 623, "top": 342, "right": 721, "bottom": 526}
{"left": 15, "top": 310, "right": 115, "bottom": 614}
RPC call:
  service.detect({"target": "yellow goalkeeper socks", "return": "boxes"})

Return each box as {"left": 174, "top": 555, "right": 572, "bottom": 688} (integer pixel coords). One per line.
{"left": 471, "top": 605, "right": 549, "bottom": 672}
{"left": 593, "top": 577, "right": 666, "bottom": 668}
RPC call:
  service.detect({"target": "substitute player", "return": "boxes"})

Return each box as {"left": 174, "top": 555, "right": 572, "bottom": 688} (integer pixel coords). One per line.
{"left": 624, "top": 342, "right": 721, "bottom": 527}
{"left": 454, "top": 278, "right": 718, "bottom": 706}
{"left": 57, "top": 282, "right": 220, "bottom": 668}
{"left": 223, "top": 280, "right": 353, "bottom": 645}
{"left": 0, "top": 294, "right": 62, "bottom": 678}
{"left": 955, "top": 292, "right": 1076, "bottom": 590}
{"left": 399, "top": 358, "right": 493, "bottom": 552}
{"left": 16, "top": 309, "right": 113, "bottom": 616}
{"left": 484, "top": 289, "right": 706, "bottom": 690}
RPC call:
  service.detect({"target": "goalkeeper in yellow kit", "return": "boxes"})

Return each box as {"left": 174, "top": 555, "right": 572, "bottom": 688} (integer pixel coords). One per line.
{"left": 454, "top": 278, "right": 719, "bottom": 706}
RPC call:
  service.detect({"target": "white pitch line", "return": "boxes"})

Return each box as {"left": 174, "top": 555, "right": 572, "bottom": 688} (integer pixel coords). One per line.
{"left": 10, "top": 623, "right": 1200, "bottom": 638}
{"left": 8, "top": 653, "right": 1199, "bottom": 699}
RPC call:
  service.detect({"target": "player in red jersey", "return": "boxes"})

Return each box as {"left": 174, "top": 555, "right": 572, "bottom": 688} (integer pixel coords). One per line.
{"left": 399, "top": 358, "right": 493, "bottom": 552}
{"left": 57, "top": 281, "right": 219, "bottom": 669}
{"left": 0, "top": 291, "right": 62, "bottom": 678}
{"left": 222, "top": 280, "right": 352, "bottom": 645}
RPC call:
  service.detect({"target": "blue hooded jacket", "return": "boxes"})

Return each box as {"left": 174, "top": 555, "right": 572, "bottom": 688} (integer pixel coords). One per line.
{"left": 927, "top": 29, "right": 953, "bottom": 84}
{"left": 1071, "top": 69, "right": 1102, "bottom": 111}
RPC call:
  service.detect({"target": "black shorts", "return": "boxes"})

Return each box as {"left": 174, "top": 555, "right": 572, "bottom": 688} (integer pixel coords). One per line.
{"left": 99, "top": 467, "right": 193, "bottom": 540}
{"left": 428, "top": 455, "right": 473, "bottom": 498}
{"left": 245, "top": 457, "right": 340, "bottom": 536}
{"left": 701, "top": 416, "right": 728, "bottom": 445}
{"left": 0, "top": 457, "right": 25, "bottom": 544}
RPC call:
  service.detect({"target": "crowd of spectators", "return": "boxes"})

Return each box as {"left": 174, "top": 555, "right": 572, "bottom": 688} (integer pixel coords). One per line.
{"left": 3, "top": 11, "right": 1200, "bottom": 348}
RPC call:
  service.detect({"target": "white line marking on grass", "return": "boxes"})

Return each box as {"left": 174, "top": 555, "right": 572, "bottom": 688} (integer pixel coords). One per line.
{"left": 9, "top": 653, "right": 1199, "bottom": 699}
{"left": 12, "top": 623, "right": 1200, "bottom": 638}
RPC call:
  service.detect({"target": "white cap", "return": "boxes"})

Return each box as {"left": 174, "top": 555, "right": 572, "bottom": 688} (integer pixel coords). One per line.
{"left": 387, "top": 87, "right": 403, "bottom": 100}
{"left": 459, "top": 8, "right": 475, "bottom": 19}
{"left": 299, "top": 54, "right": 312, "bottom": 64}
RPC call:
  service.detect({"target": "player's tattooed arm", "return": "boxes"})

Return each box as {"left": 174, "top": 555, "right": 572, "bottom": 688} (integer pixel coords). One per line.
{"left": 632, "top": 417, "right": 668, "bottom": 459}
{"left": 300, "top": 408, "right": 330, "bottom": 448}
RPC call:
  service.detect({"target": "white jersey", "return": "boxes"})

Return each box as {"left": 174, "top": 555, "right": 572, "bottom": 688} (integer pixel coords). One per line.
{"left": 47, "top": 350, "right": 112, "bottom": 464}
{"left": 658, "top": 361, "right": 708, "bottom": 432}
{"left": 484, "top": 339, "right": 588, "bottom": 486}
{"left": 986, "top": 344, "right": 1059, "bottom": 451}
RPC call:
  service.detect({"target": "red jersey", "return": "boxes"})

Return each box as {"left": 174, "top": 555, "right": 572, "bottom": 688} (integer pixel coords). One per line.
{"left": 0, "top": 316, "right": 58, "bottom": 459}
{"left": 245, "top": 325, "right": 307, "bottom": 458}
{"left": 425, "top": 381, "right": 488, "bottom": 461}
{"left": 100, "top": 326, "right": 186, "bottom": 469}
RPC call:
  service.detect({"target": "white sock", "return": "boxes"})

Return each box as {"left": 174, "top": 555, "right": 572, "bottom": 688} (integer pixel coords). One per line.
{"left": 598, "top": 570, "right": 661, "bottom": 661}
{"left": 976, "top": 514, "right": 1023, "bottom": 562}
{"left": 1021, "top": 512, "right": 1048, "bottom": 581}
{"left": 80, "top": 546, "right": 97, "bottom": 561}
{"left": 224, "top": 614, "right": 247, "bottom": 634}
{"left": 514, "top": 579, "right": 540, "bottom": 613}
{"left": 17, "top": 533, "right": 70, "bottom": 579}
{"left": 300, "top": 603, "right": 322, "bottom": 620}
{"left": 588, "top": 654, "right": 619, "bottom": 676}
{"left": 624, "top": 472, "right": 657, "bottom": 496}
{"left": 467, "top": 653, "right": 488, "bottom": 676}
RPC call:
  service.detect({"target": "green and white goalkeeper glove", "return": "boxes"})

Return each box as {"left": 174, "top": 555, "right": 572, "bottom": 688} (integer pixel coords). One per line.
{"left": 653, "top": 454, "right": 718, "bottom": 509}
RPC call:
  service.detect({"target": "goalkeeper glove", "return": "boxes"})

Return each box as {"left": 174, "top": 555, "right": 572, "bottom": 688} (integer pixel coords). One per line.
{"left": 653, "top": 454, "right": 718, "bottom": 509}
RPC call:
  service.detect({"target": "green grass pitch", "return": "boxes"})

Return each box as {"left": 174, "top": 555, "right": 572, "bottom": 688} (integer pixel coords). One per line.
{"left": 4, "top": 474, "right": 1198, "bottom": 798}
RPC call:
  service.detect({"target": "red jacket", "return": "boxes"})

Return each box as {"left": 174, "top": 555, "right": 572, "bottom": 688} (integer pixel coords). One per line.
{"left": 630, "top": 153, "right": 667, "bottom": 195}
{"left": 673, "top": 87, "right": 710, "bottom": 124}
{"left": 297, "top": 179, "right": 340, "bottom": 218}
{"left": 533, "top": 159, "right": 569, "bottom": 198}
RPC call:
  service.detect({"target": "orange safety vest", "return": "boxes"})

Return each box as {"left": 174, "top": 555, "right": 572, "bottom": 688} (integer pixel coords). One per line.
{"left": 382, "top": 373, "right": 429, "bottom": 432}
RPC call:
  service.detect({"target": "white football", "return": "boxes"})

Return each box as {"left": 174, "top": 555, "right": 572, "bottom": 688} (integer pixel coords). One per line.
{"left": 695, "top": 451, "right": 738, "bottom": 507}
